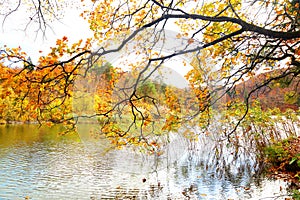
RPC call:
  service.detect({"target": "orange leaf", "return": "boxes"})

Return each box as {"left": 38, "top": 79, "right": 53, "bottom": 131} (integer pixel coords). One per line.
{"left": 188, "top": 38, "right": 195, "bottom": 44}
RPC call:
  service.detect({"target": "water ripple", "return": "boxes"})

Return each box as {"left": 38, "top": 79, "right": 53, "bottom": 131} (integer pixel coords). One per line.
{"left": 0, "top": 126, "right": 291, "bottom": 199}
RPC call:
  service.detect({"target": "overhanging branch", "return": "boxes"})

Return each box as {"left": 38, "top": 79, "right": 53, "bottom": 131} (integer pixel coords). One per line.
{"left": 146, "top": 13, "right": 300, "bottom": 40}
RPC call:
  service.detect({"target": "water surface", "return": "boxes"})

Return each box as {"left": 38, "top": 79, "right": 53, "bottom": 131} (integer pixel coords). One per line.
{"left": 0, "top": 125, "right": 290, "bottom": 199}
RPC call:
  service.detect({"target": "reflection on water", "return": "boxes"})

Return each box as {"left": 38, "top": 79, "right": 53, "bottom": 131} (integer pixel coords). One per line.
{"left": 0, "top": 125, "right": 290, "bottom": 199}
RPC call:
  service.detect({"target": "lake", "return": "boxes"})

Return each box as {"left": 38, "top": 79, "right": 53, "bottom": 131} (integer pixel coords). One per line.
{"left": 0, "top": 124, "right": 290, "bottom": 199}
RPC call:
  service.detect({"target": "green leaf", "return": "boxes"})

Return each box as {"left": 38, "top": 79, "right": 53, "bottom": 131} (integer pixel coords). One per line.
{"left": 289, "top": 157, "right": 298, "bottom": 165}
{"left": 297, "top": 160, "right": 300, "bottom": 168}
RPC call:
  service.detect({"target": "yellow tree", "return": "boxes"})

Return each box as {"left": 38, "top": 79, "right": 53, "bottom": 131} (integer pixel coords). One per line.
{"left": 0, "top": 0, "right": 299, "bottom": 144}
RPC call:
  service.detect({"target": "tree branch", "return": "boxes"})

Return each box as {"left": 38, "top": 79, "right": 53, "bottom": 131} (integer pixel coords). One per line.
{"left": 147, "top": 13, "right": 300, "bottom": 40}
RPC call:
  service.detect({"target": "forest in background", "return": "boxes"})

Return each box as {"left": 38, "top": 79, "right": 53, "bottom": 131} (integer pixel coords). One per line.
{"left": 0, "top": 0, "right": 299, "bottom": 196}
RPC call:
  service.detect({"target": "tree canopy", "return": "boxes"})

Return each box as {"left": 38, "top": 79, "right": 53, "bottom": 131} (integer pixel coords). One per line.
{"left": 0, "top": 0, "right": 299, "bottom": 146}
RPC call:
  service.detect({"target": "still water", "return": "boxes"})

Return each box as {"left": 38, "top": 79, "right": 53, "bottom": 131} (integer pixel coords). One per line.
{"left": 0, "top": 125, "right": 290, "bottom": 199}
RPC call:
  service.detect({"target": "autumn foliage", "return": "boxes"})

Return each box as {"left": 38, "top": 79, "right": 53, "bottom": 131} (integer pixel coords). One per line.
{"left": 0, "top": 0, "right": 299, "bottom": 151}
